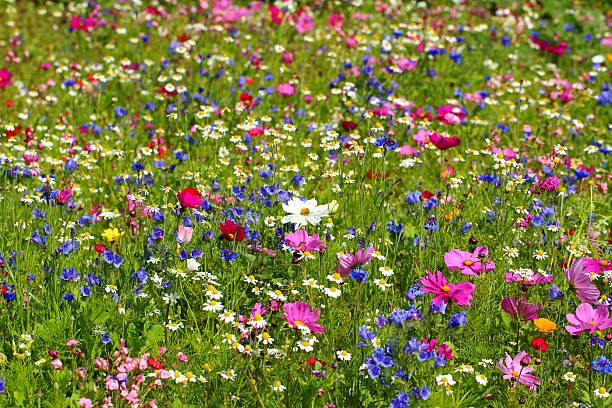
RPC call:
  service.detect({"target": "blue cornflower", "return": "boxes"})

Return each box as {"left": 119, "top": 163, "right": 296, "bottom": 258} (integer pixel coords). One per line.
{"left": 448, "top": 311, "right": 468, "bottom": 328}
{"left": 592, "top": 356, "right": 612, "bottom": 374}
{"left": 349, "top": 268, "right": 368, "bottom": 283}
{"left": 390, "top": 392, "right": 410, "bottom": 408}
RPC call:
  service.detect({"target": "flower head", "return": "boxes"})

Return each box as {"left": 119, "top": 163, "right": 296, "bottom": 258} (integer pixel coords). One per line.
{"left": 565, "top": 303, "right": 612, "bottom": 336}
{"left": 497, "top": 351, "right": 540, "bottom": 390}
{"left": 281, "top": 302, "right": 324, "bottom": 334}
{"left": 420, "top": 270, "right": 475, "bottom": 307}
{"left": 444, "top": 247, "right": 496, "bottom": 276}
{"left": 281, "top": 198, "right": 330, "bottom": 228}
{"left": 177, "top": 187, "right": 203, "bottom": 209}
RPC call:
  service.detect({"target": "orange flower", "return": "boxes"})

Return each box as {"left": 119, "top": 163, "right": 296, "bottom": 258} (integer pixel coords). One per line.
{"left": 534, "top": 318, "right": 556, "bottom": 333}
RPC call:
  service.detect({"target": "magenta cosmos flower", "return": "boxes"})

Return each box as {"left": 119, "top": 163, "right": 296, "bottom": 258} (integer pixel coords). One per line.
{"left": 419, "top": 270, "right": 475, "bottom": 307}
{"left": 498, "top": 351, "right": 540, "bottom": 390}
{"left": 444, "top": 246, "right": 496, "bottom": 276}
{"left": 565, "top": 303, "right": 612, "bottom": 336}
{"left": 335, "top": 246, "right": 375, "bottom": 276}
{"left": 177, "top": 187, "right": 203, "bottom": 209}
{"left": 284, "top": 230, "right": 324, "bottom": 253}
{"left": 276, "top": 83, "right": 296, "bottom": 97}
{"left": 581, "top": 257, "right": 612, "bottom": 274}
{"left": 281, "top": 302, "right": 324, "bottom": 334}
{"left": 501, "top": 296, "right": 541, "bottom": 321}
{"left": 0, "top": 68, "right": 12, "bottom": 88}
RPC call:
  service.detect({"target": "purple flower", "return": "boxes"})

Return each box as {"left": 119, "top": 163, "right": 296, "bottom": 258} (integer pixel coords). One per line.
{"left": 501, "top": 296, "right": 541, "bottom": 320}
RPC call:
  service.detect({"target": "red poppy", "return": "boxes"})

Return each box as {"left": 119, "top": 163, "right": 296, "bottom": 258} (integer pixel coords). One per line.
{"left": 240, "top": 93, "right": 253, "bottom": 106}
{"left": 219, "top": 219, "right": 245, "bottom": 241}
{"left": 531, "top": 337, "right": 549, "bottom": 351}
{"left": 421, "top": 190, "right": 435, "bottom": 200}
{"left": 248, "top": 127, "right": 264, "bottom": 137}
{"left": 177, "top": 187, "right": 203, "bottom": 209}
{"left": 95, "top": 244, "right": 108, "bottom": 254}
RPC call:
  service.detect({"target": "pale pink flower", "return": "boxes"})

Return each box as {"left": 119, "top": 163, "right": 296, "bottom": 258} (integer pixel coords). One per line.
{"left": 176, "top": 225, "right": 193, "bottom": 244}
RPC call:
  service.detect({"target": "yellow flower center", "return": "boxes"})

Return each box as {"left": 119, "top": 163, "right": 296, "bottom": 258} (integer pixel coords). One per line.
{"left": 463, "top": 260, "right": 473, "bottom": 266}
{"left": 293, "top": 320, "right": 305, "bottom": 327}
{"left": 300, "top": 208, "right": 310, "bottom": 216}
{"left": 512, "top": 371, "right": 520, "bottom": 378}
{"left": 441, "top": 285, "right": 451, "bottom": 293}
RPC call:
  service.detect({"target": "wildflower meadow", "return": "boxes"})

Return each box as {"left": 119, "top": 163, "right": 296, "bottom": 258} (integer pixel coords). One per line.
{"left": 0, "top": 0, "right": 611, "bottom": 407}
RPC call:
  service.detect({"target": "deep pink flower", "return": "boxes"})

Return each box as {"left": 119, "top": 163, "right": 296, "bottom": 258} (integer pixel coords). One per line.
{"left": 564, "top": 258, "right": 600, "bottom": 304}
{"left": 335, "top": 246, "right": 375, "bottom": 276}
{"left": 282, "top": 302, "right": 324, "bottom": 333}
{"left": 177, "top": 187, "right": 203, "bottom": 209}
{"left": 497, "top": 351, "right": 540, "bottom": 390}
{"left": 435, "top": 105, "right": 466, "bottom": 124}
{"left": 70, "top": 16, "right": 98, "bottom": 32}
{"left": 0, "top": 68, "right": 12, "bottom": 88}
{"left": 444, "top": 246, "right": 496, "bottom": 276}
{"left": 429, "top": 132, "right": 461, "bottom": 150}
{"left": 419, "top": 270, "right": 475, "bottom": 306}
{"left": 284, "top": 230, "right": 324, "bottom": 252}
{"left": 565, "top": 303, "right": 612, "bottom": 336}
{"left": 501, "top": 296, "right": 541, "bottom": 321}
{"left": 56, "top": 188, "right": 73, "bottom": 205}
{"left": 295, "top": 12, "right": 314, "bottom": 33}
{"left": 276, "top": 83, "right": 296, "bottom": 96}
{"left": 581, "top": 257, "right": 612, "bottom": 274}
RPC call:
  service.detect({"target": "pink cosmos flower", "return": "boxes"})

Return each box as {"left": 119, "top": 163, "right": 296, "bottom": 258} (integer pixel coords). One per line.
{"left": 435, "top": 105, "right": 466, "bottom": 124}
{"left": 564, "top": 258, "right": 600, "bottom": 304}
{"left": 0, "top": 68, "right": 12, "bottom": 88}
{"left": 327, "top": 13, "right": 343, "bottom": 28}
{"left": 581, "top": 257, "right": 612, "bottom": 274}
{"left": 276, "top": 83, "right": 296, "bottom": 97}
{"left": 565, "top": 303, "right": 612, "bottom": 336}
{"left": 419, "top": 270, "right": 475, "bottom": 306}
{"left": 70, "top": 16, "right": 98, "bottom": 32}
{"left": 335, "top": 245, "right": 375, "bottom": 276}
{"left": 282, "top": 302, "right": 324, "bottom": 333}
{"left": 284, "top": 230, "right": 324, "bottom": 252}
{"left": 501, "top": 296, "right": 541, "bottom": 321}
{"left": 505, "top": 271, "right": 553, "bottom": 286}
{"left": 52, "top": 359, "right": 63, "bottom": 370}
{"left": 79, "top": 398, "right": 93, "bottom": 408}
{"left": 429, "top": 133, "right": 461, "bottom": 150}
{"left": 177, "top": 187, "right": 203, "bottom": 209}
{"left": 295, "top": 12, "right": 314, "bottom": 33}
{"left": 176, "top": 225, "right": 193, "bottom": 244}
{"left": 395, "top": 58, "right": 418, "bottom": 71}
{"left": 498, "top": 351, "right": 540, "bottom": 390}
{"left": 444, "top": 246, "right": 496, "bottom": 276}
{"left": 56, "top": 188, "right": 73, "bottom": 205}
{"left": 399, "top": 145, "right": 417, "bottom": 156}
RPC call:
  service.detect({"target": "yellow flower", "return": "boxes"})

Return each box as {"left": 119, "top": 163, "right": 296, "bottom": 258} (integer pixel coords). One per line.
{"left": 102, "top": 225, "right": 123, "bottom": 243}
{"left": 534, "top": 318, "right": 556, "bottom": 333}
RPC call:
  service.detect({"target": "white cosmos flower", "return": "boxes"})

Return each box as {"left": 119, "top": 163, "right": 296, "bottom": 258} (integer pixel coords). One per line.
{"left": 281, "top": 197, "right": 330, "bottom": 227}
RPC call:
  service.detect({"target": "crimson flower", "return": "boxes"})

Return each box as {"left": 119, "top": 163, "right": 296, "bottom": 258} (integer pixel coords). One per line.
{"left": 219, "top": 219, "right": 245, "bottom": 241}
